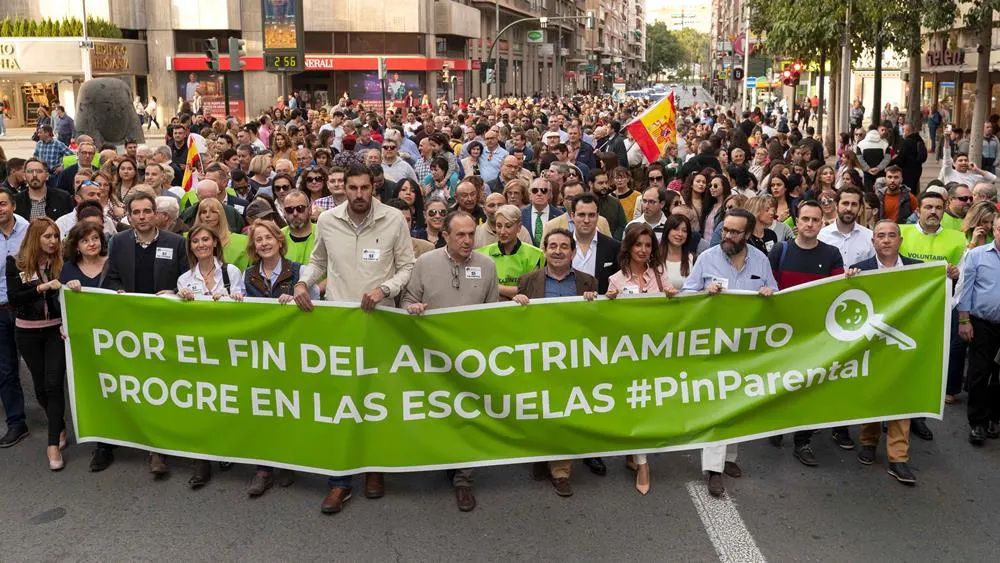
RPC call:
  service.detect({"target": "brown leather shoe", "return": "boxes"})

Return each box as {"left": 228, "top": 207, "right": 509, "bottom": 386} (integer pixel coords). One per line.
{"left": 551, "top": 477, "right": 573, "bottom": 497}
{"left": 707, "top": 472, "right": 725, "bottom": 497}
{"left": 148, "top": 453, "right": 168, "bottom": 476}
{"left": 365, "top": 472, "right": 385, "bottom": 499}
{"left": 247, "top": 471, "right": 274, "bottom": 497}
{"left": 277, "top": 469, "right": 296, "bottom": 487}
{"left": 455, "top": 486, "right": 476, "bottom": 512}
{"left": 320, "top": 487, "right": 352, "bottom": 514}
{"left": 532, "top": 461, "right": 549, "bottom": 481}
{"left": 723, "top": 461, "right": 742, "bottom": 478}
{"left": 188, "top": 459, "right": 212, "bottom": 490}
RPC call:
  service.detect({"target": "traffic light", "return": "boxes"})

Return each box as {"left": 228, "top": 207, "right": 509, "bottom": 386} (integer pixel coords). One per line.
{"left": 378, "top": 57, "right": 388, "bottom": 80}
{"left": 228, "top": 38, "right": 246, "bottom": 72}
{"left": 585, "top": 10, "right": 595, "bottom": 29}
{"left": 204, "top": 38, "right": 220, "bottom": 72}
{"left": 485, "top": 68, "right": 495, "bottom": 84}
{"left": 782, "top": 65, "right": 794, "bottom": 86}
{"left": 441, "top": 63, "right": 451, "bottom": 83}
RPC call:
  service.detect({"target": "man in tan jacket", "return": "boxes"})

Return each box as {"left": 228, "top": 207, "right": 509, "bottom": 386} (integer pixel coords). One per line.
{"left": 293, "top": 163, "right": 415, "bottom": 515}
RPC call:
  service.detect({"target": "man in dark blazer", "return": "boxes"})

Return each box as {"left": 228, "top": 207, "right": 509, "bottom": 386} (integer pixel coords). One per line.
{"left": 564, "top": 192, "right": 619, "bottom": 295}
{"left": 15, "top": 158, "right": 74, "bottom": 221}
{"left": 513, "top": 227, "right": 598, "bottom": 497}
{"left": 850, "top": 219, "right": 922, "bottom": 486}
{"left": 521, "top": 177, "right": 564, "bottom": 246}
{"left": 104, "top": 192, "right": 188, "bottom": 295}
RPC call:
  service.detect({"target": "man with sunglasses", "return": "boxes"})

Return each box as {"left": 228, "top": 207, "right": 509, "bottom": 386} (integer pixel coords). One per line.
{"left": 521, "top": 177, "right": 563, "bottom": 247}
{"left": 941, "top": 183, "right": 973, "bottom": 231}
{"left": 380, "top": 131, "right": 417, "bottom": 184}
{"left": 294, "top": 164, "right": 415, "bottom": 514}
{"left": 280, "top": 189, "right": 317, "bottom": 265}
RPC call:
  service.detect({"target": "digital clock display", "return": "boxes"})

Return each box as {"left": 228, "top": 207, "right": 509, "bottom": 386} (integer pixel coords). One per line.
{"left": 265, "top": 52, "right": 299, "bottom": 72}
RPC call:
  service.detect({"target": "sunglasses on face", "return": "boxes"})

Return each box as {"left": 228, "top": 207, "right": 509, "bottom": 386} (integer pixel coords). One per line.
{"left": 954, "top": 196, "right": 973, "bottom": 202}
{"left": 306, "top": 176, "right": 323, "bottom": 182}
{"left": 274, "top": 184, "right": 292, "bottom": 192}
{"left": 284, "top": 205, "right": 308, "bottom": 214}
{"left": 648, "top": 175, "right": 664, "bottom": 182}
{"left": 382, "top": 145, "right": 397, "bottom": 150}
{"left": 531, "top": 187, "right": 549, "bottom": 194}
{"left": 427, "top": 209, "right": 448, "bottom": 217}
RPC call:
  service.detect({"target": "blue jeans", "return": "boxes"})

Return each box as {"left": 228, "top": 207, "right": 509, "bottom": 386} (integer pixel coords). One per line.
{"left": 948, "top": 306, "right": 967, "bottom": 396}
{"left": 327, "top": 474, "right": 353, "bottom": 489}
{"left": 0, "top": 309, "right": 25, "bottom": 428}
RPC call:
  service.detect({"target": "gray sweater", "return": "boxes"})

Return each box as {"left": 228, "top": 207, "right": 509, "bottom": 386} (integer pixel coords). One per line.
{"left": 402, "top": 247, "right": 499, "bottom": 310}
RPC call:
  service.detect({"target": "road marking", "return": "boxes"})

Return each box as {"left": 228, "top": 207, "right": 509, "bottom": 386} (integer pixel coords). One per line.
{"left": 686, "top": 480, "right": 766, "bottom": 563}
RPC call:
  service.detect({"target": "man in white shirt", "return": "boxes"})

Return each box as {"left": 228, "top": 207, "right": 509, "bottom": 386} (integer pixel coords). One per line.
{"left": 817, "top": 186, "right": 874, "bottom": 267}
{"left": 626, "top": 187, "right": 669, "bottom": 242}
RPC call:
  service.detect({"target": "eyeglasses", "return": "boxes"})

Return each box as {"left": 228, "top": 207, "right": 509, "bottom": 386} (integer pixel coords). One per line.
{"left": 531, "top": 187, "right": 549, "bottom": 194}
{"left": 427, "top": 209, "right": 448, "bottom": 217}
{"left": 648, "top": 175, "right": 664, "bottom": 182}
{"left": 954, "top": 196, "right": 973, "bottom": 202}
{"left": 306, "top": 176, "right": 323, "bottom": 183}
{"left": 284, "top": 205, "right": 308, "bottom": 214}
{"left": 450, "top": 263, "right": 461, "bottom": 289}
{"left": 820, "top": 197, "right": 835, "bottom": 205}
{"left": 721, "top": 228, "right": 745, "bottom": 237}
{"left": 382, "top": 145, "right": 397, "bottom": 150}
{"left": 274, "top": 184, "right": 292, "bottom": 192}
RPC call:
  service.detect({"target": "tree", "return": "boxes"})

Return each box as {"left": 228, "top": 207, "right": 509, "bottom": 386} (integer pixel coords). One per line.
{"left": 645, "top": 22, "right": 683, "bottom": 79}
{"left": 674, "top": 27, "right": 710, "bottom": 75}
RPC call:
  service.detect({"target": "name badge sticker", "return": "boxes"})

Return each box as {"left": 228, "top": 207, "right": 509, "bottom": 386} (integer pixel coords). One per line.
{"left": 155, "top": 247, "right": 174, "bottom": 260}
{"left": 465, "top": 266, "right": 482, "bottom": 279}
{"left": 711, "top": 276, "right": 730, "bottom": 290}
{"left": 361, "top": 248, "right": 381, "bottom": 262}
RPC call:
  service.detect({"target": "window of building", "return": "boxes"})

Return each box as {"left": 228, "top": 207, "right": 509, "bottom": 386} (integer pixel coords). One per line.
{"left": 331, "top": 33, "right": 425, "bottom": 55}
{"left": 305, "top": 32, "right": 333, "bottom": 53}
{"left": 173, "top": 30, "right": 241, "bottom": 53}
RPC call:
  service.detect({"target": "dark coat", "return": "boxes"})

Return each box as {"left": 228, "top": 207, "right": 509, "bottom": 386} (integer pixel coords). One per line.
{"left": 889, "top": 133, "right": 927, "bottom": 192}
{"left": 244, "top": 258, "right": 302, "bottom": 298}
{"left": 14, "top": 186, "right": 73, "bottom": 222}
{"left": 593, "top": 232, "right": 621, "bottom": 294}
{"left": 102, "top": 229, "right": 188, "bottom": 293}
{"left": 5, "top": 257, "right": 61, "bottom": 322}
{"left": 521, "top": 205, "right": 564, "bottom": 242}
{"left": 851, "top": 255, "right": 922, "bottom": 271}
{"left": 517, "top": 268, "right": 597, "bottom": 298}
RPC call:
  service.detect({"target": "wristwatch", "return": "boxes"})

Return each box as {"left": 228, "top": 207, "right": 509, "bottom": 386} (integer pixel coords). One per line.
{"left": 379, "top": 284, "right": 391, "bottom": 297}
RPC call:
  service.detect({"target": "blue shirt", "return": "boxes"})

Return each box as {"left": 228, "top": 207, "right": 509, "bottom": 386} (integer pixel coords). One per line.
{"left": 544, "top": 269, "right": 578, "bottom": 298}
{"left": 0, "top": 215, "right": 30, "bottom": 304}
{"left": 478, "top": 146, "right": 508, "bottom": 183}
{"left": 957, "top": 243, "right": 1000, "bottom": 323}
{"left": 32, "top": 138, "right": 73, "bottom": 172}
{"left": 681, "top": 244, "right": 778, "bottom": 293}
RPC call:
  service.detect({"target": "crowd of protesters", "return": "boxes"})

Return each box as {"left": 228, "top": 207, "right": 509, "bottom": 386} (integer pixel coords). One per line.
{"left": 0, "top": 89, "right": 996, "bottom": 514}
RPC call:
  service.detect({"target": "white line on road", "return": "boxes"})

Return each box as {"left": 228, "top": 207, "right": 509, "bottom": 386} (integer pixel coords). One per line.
{"left": 686, "top": 480, "right": 767, "bottom": 563}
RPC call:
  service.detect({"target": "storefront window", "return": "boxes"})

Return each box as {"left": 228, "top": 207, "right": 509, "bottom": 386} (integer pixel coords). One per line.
{"left": 938, "top": 81, "right": 956, "bottom": 124}
{"left": 304, "top": 32, "right": 333, "bottom": 54}
{"left": 961, "top": 81, "right": 976, "bottom": 130}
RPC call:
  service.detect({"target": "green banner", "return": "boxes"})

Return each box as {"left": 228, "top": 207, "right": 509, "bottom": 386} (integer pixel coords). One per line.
{"left": 63, "top": 264, "right": 949, "bottom": 475}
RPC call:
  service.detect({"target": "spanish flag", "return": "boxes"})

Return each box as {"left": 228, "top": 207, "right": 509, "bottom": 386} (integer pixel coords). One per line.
{"left": 626, "top": 92, "right": 677, "bottom": 163}
{"left": 180, "top": 136, "right": 200, "bottom": 191}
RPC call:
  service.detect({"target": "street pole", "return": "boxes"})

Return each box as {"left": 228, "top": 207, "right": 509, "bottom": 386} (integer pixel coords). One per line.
{"left": 381, "top": 78, "right": 387, "bottom": 116}
{"left": 223, "top": 73, "right": 231, "bottom": 118}
{"left": 871, "top": 23, "right": 883, "bottom": 127}
{"left": 558, "top": 24, "right": 563, "bottom": 97}
{"left": 817, "top": 51, "right": 826, "bottom": 138}
{"left": 838, "top": 1, "right": 852, "bottom": 137}
{"left": 741, "top": 5, "right": 751, "bottom": 111}
{"left": 494, "top": 1, "right": 500, "bottom": 98}
{"left": 81, "top": 0, "right": 93, "bottom": 81}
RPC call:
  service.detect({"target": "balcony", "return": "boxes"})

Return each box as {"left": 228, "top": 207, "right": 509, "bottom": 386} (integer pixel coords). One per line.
{"left": 469, "top": 0, "right": 541, "bottom": 19}
{"left": 434, "top": 0, "right": 482, "bottom": 38}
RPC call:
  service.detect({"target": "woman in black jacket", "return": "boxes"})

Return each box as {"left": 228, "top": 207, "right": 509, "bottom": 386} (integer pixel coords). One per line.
{"left": 6, "top": 217, "right": 66, "bottom": 471}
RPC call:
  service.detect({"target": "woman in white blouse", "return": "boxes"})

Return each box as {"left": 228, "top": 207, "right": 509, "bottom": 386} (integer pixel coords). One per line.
{"left": 177, "top": 226, "right": 245, "bottom": 303}
{"left": 605, "top": 223, "right": 679, "bottom": 495}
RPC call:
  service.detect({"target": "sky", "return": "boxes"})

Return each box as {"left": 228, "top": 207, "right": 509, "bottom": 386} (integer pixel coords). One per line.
{"left": 646, "top": 0, "right": 713, "bottom": 32}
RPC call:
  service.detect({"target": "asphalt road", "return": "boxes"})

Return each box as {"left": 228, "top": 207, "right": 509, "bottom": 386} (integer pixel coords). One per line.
{"left": 2, "top": 369, "right": 998, "bottom": 563}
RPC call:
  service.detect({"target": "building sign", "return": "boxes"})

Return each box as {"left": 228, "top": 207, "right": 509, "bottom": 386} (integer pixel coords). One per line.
{"left": 304, "top": 57, "right": 334, "bottom": 70}
{"left": 262, "top": 0, "right": 304, "bottom": 73}
{"left": 91, "top": 43, "right": 129, "bottom": 73}
{"left": 0, "top": 44, "right": 19, "bottom": 70}
{"left": 925, "top": 48, "right": 965, "bottom": 67}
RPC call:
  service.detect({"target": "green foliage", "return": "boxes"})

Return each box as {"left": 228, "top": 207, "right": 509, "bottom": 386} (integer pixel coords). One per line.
{"left": 645, "top": 21, "right": 684, "bottom": 75}
{"left": 674, "top": 27, "right": 710, "bottom": 69}
{"left": 0, "top": 16, "right": 121, "bottom": 38}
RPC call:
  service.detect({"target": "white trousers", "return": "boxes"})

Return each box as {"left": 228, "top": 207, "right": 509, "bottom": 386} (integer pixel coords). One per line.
{"left": 701, "top": 444, "right": 738, "bottom": 473}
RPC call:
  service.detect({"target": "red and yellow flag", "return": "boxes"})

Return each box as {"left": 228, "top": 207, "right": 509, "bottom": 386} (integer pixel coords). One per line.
{"left": 180, "top": 137, "right": 200, "bottom": 191}
{"left": 626, "top": 92, "right": 677, "bottom": 163}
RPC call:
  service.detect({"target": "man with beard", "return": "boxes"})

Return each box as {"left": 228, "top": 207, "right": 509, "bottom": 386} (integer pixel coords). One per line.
{"left": 294, "top": 164, "right": 415, "bottom": 515}
{"left": 682, "top": 208, "right": 777, "bottom": 497}
{"left": 768, "top": 201, "right": 856, "bottom": 464}
{"left": 14, "top": 158, "right": 73, "bottom": 221}
{"left": 818, "top": 186, "right": 875, "bottom": 268}
{"left": 280, "top": 189, "right": 317, "bottom": 264}
{"left": 588, "top": 169, "right": 626, "bottom": 240}
{"left": 941, "top": 183, "right": 973, "bottom": 231}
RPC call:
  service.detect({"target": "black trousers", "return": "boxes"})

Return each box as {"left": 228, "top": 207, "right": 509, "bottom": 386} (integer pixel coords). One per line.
{"left": 966, "top": 317, "right": 1000, "bottom": 427}
{"left": 15, "top": 325, "right": 65, "bottom": 446}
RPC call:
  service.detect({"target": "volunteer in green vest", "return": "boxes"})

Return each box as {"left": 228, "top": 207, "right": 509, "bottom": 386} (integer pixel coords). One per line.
{"left": 941, "top": 183, "right": 973, "bottom": 231}
{"left": 899, "top": 191, "right": 966, "bottom": 271}
{"left": 477, "top": 204, "right": 544, "bottom": 300}
{"left": 280, "top": 189, "right": 316, "bottom": 264}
